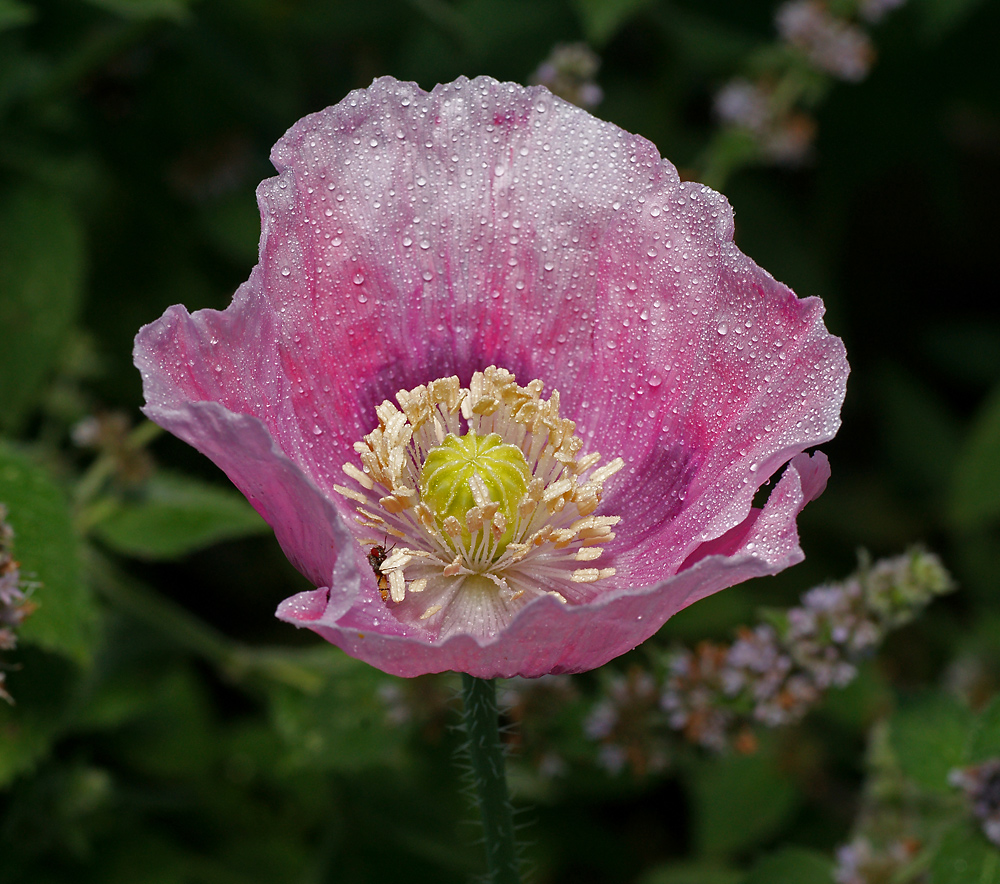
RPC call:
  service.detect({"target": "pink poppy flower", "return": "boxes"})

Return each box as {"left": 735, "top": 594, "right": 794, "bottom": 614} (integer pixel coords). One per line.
{"left": 134, "top": 76, "right": 847, "bottom": 679}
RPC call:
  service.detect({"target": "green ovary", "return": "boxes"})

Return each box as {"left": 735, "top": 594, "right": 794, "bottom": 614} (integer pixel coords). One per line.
{"left": 420, "top": 431, "right": 529, "bottom": 558}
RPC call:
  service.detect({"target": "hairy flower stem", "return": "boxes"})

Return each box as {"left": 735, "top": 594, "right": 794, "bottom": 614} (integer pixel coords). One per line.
{"left": 460, "top": 674, "right": 521, "bottom": 884}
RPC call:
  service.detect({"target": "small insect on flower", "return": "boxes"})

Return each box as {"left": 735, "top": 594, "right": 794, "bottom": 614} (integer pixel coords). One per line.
{"left": 367, "top": 542, "right": 395, "bottom": 602}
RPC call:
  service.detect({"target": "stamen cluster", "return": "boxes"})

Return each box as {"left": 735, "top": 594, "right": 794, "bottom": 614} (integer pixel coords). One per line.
{"left": 334, "top": 367, "right": 624, "bottom": 636}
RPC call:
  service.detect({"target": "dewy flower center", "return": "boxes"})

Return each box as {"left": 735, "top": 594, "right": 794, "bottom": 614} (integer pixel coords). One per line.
{"left": 334, "top": 366, "right": 625, "bottom": 638}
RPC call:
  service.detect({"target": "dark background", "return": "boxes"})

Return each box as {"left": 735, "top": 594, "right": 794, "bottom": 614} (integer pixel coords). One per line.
{"left": 0, "top": 0, "right": 998, "bottom": 881}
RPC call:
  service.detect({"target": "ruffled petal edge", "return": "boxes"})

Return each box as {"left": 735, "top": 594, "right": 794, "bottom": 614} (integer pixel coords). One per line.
{"left": 276, "top": 451, "right": 829, "bottom": 677}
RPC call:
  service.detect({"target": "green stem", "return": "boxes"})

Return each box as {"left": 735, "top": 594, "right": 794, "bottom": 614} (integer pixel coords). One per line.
{"left": 84, "top": 547, "right": 329, "bottom": 693}
{"left": 460, "top": 674, "right": 521, "bottom": 884}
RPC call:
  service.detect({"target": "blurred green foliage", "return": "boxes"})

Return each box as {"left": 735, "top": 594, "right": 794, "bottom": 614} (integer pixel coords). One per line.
{"left": 0, "top": 0, "right": 998, "bottom": 881}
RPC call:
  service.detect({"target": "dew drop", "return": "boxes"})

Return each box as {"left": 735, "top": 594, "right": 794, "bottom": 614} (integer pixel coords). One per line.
{"left": 647, "top": 373, "right": 662, "bottom": 388}
{"left": 280, "top": 266, "right": 291, "bottom": 277}
{"left": 353, "top": 272, "right": 365, "bottom": 285}
{"left": 717, "top": 322, "right": 728, "bottom": 336}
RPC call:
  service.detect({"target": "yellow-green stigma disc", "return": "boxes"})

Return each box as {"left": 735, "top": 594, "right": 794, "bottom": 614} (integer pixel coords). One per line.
{"left": 420, "top": 431, "right": 529, "bottom": 556}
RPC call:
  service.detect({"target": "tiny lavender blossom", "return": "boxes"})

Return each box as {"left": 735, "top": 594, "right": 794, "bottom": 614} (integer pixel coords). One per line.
{"left": 713, "top": 78, "right": 817, "bottom": 166}
{"left": 0, "top": 504, "right": 33, "bottom": 704}
{"left": 776, "top": 0, "right": 875, "bottom": 82}
{"left": 584, "top": 667, "right": 669, "bottom": 775}
{"left": 858, "top": 0, "right": 906, "bottom": 24}
{"left": 135, "top": 76, "right": 847, "bottom": 678}
{"left": 531, "top": 43, "right": 603, "bottom": 109}
{"left": 950, "top": 759, "right": 1000, "bottom": 847}
{"left": 833, "top": 837, "right": 922, "bottom": 884}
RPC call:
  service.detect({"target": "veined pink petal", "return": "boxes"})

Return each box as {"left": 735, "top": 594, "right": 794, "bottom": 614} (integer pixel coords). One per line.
{"left": 135, "top": 75, "right": 848, "bottom": 678}
{"left": 585, "top": 179, "right": 847, "bottom": 583}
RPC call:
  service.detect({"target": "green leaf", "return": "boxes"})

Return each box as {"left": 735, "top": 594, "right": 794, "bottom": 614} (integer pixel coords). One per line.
{"left": 0, "top": 0, "right": 35, "bottom": 31}
{"left": 890, "top": 692, "right": 974, "bottom": 794}
{"left": 198, "top": 193, "right": 260, "bottom": 266}
{"left": 741, "top": 847, "right": 833, "bottom": 884}
{"left": 571, "top": 0, "right": 654, "bottom": 44}
{"left": 967, "top": 695, "right": 1000, "bottom": 765}
{"left": 0, "top": 188, "right": 85, "bottom": 433}
{"left": 877, "top": 364, "right": 960, "bottom": 502}
{"left": 929, "top": 821, "right": 1000, "bottom": 884}
{"left": 687, "top": 741, "right": 799, "bottom": 856}
{"left": 819, "top": 660, "right": 892, "bottom": 732}
{"left": 114, "top": 665, "right": 217, "bottom": 778}
{"left": 81, "top": 0, "right": 193, "bottom": 22}
{"left": 913, "top": 0, "right": 990, "bottom": 40}
{"left": 92, "top": 470, "right": 270, "bottom": 560}
{"left": 924, "top": 322, "right": 1000, "bottom": 386}
{"left": 266, "top": 650, "right": 409, "bottom": 773}
{"left": 638, "top": 861, "right": 742, "bottom": 884}
{"left": 951, "top": 384, "right": 1000, "bottom": 529}
{"left": 0, "top": 647, "right": 79, "bottom": 786}
{"left": 0, "top": 441, "right": 96, "bottom": 664}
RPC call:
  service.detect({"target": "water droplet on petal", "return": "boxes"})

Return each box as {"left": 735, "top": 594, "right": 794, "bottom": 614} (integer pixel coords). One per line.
{"left": 353, "top": 272, "right": 365, "bottom": 285}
